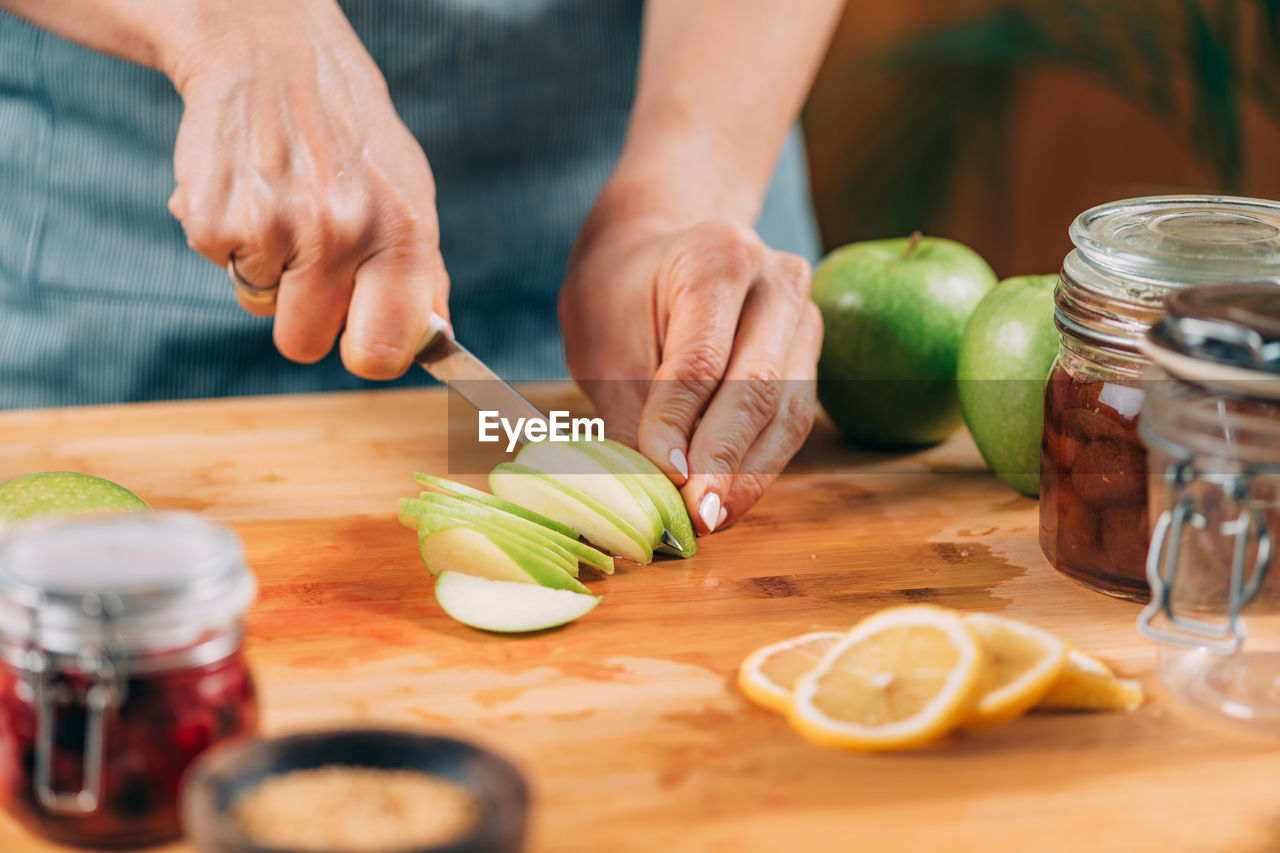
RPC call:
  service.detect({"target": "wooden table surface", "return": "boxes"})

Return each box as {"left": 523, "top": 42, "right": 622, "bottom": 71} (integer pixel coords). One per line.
{"left": 0, "top": 385, "right": 1277, "bottom": 853}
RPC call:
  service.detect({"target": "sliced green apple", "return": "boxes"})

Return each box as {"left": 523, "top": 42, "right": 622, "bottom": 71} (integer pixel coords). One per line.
{"left": 416, "top": 524, "right": 590, "bottom": 594}
{"left": 434, "top": 570, "right": 600, "bottom": 633}
{"left": 403, "top": 493, "right": 605, "bottom": 577}
{"left": 490, "top": 463, "right": 653, "bottom": 565}
{"left": 412, "top": 472, "right": 578, "bottom": 539}
{"left": 582, "top": 439, "right": 697, "bottom": 558}
{"left": 514, "top": 442, "right": 663, "bottom": 547}
{"left": 421, "top": 492, "right": 614, "bottom": 575}
{"left": 400, "top": 497, "right": 581, "bottom": 579}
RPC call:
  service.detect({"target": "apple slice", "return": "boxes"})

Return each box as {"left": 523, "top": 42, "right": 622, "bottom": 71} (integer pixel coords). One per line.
{"left": 490, "top": 463, "right": 653, "bottom": 565}
{"left": 434, "top": 570, "right": 600, "bottom": 633}
{"left": 412, "top": 472, "right": 578, "bottom": 539}
{"left": 412, "top": 496, "right": 581, "bottom": 575}
{"left": 514, "top": 442, "right": 663, "bottom": 547}
{"left": 417, "top": 525, "right": 586, "bottom": 591}
{"left": 410, "top": 505, "right": 577, "bottom": 573}
{"left": 585, "top": 439, "right": 697, "bottom": 558}
{"left": 417, "top": 525, "right": 591, "bottom": 594}
{"left": 0, "top": 471, "right": 149, "bottom": 533}
{"left": 401, "top": 498, "right": 581, "bottom": 579}
{"left": 417, "top": 492, "right": 614, "bottom": 575}
{"left": 400, "top": 494, "right": 596, "bottom": 577}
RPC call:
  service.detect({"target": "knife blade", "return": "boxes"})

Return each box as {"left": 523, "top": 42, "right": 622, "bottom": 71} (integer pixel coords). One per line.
{"left": 414, "top": 313, "right": 683, "bottom": 552}
{"left": 414, "top": 313, "right": 548, "bottom": 428}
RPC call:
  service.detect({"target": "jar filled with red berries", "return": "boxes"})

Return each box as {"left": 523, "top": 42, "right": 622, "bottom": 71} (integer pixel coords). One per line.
{"left": 0, "top": 512, "right": 257, "bottom": 847}
{"left": 1041, "top": 196, "right": 1280, "bottom": 600}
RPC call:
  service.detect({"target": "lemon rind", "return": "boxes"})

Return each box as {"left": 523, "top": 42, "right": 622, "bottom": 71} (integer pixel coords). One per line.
{"left": 962, "top": 612, "right": 1068, "bottom": 729}
{"left": 1036, "top": 648, "right": 1145, "bottom": 712}
{"left": 738, "top": 631, "right": 846, "bottom": 714}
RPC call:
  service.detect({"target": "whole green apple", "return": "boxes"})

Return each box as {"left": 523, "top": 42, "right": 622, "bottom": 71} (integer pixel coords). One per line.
{"left": 812, "top": 235, "right": 997, "bottom": 447}
{"left": 957, "top": 275, "right": 1060, "bottom": 496}
{"left": 0, "top": 471, "right": 149, "bottom": 533}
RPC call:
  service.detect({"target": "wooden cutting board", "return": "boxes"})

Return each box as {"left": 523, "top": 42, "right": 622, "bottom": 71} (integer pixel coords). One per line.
{"left": 0, "top": 385, "right": 1277, "bottom": 853}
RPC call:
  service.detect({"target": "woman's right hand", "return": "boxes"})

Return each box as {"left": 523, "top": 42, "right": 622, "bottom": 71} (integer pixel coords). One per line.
{"left": 163, "top": 0, "right": 448, "bottom": 379}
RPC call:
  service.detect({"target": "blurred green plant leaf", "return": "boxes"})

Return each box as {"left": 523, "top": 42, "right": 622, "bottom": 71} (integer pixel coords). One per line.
{"left": 1182, "top": 0, "right": 1242, "bottom": 189}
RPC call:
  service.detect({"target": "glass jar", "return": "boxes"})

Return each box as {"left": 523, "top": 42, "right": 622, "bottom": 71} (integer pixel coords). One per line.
{"left": 0, "top": 512, "right": 258, "bottom": 847}
{"left": 1137, "top": 284, "right": 1280, "bottom": 730}
{"left": 1041, "top": 196, "right": 1280, "bottom": 599}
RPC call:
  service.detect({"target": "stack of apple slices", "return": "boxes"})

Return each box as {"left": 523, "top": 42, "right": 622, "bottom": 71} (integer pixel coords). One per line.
{"left": 398, "top": 439, "right": 697, "bottom": 633}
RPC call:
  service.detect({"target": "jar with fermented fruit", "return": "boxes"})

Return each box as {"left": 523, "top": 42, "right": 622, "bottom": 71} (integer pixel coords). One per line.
{"left": 0, "top": 512, "right": 258, "bottom": 847}
{"left": 1041, "top": 196, "right": 1280, "bottom": 600}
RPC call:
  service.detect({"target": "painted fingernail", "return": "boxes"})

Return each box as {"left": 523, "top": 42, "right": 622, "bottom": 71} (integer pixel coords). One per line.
{"left": 716, "top": 507, "right": 727, "bottom": 528}
{"left": 669, "top": 448, "right": 689, "bottom": 479}
{"left": 698, "top": 492, "right": 721, "bottom": 534}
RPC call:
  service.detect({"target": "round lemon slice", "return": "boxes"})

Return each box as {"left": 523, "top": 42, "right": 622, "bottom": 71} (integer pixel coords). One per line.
{"left": 962, "top": 613, "right": 1067, "bottom": 729}
{"left": 1036, "top": 648, "right": 1144, "bottom": 712}
{"left": 788, "top": 605, "right": 984, "bottom": 752}
{"left": 738, "top": 631, "right": 845, "bottom": 713}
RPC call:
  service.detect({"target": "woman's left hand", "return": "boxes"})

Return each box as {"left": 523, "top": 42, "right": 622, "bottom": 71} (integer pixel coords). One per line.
{"left": 559, "top": 207, "right": 823, "bottom": 536}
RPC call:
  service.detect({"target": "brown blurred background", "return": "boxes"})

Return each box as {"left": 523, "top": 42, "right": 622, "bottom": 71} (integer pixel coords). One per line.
{"left": 803, "top": 0, "right": 1280, "bottom": 276}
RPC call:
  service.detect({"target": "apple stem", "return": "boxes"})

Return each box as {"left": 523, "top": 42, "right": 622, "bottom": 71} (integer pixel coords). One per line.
{"left": 902, "top": 231, "right": 923, "bottom": 261}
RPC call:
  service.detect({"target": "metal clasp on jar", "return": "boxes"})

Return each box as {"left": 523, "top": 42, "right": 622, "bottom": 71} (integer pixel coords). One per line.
{"left": 21, "top": 592, "right": 126, "bottom": 815}
{"left": 1138, "top": 459, "right": 1273, "bottom": 655}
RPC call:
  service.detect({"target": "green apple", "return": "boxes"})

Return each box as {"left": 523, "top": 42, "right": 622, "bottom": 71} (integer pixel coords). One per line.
{"left": 514, "top": 441, "right": 664, "bottom": 547}
{"left": 957, "top": 274, "right": 1060, "bottom": 496}
{"left": 416, "top": 523, "right": 591, "bottom": 595}
{"left": 433, "top": 570, "right": 600, "bottom": 633}
{"left": 412, "top": 472, "right": 578, "bottom": 540}
{"left": 812, "top": 234, "right": 997, "bottom": 447}
{"left": 0, "top": 471, "right": 149, "bottom": 533}
{"left": 588, "top": 439, "right": 696, "bottom": 557}
{"left": 402, "top": 492, "right": 614, "bottom": 575}
{"left": 490, "top": 463, "right": 653, "bottom": 565}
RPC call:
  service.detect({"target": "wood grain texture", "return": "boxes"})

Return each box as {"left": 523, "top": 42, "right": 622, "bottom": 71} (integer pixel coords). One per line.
{"left": 1, "top": 386, "right": 1277, "bottom": 853}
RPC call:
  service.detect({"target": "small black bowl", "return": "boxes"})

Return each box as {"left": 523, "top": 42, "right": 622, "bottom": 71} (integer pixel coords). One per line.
{"left": 181, "top": 728, "right": 528, "bottom": 853}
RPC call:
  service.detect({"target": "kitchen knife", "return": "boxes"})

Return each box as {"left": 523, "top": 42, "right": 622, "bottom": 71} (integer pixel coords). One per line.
{"left": 414, "top": 313, "right": 683, "bottom": 552}
{"left": 414, "top": 313, "right": 548, "bottom": 428}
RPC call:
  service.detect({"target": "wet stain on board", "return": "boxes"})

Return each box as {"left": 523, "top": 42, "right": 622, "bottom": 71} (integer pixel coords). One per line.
{"left": 549, "top": 660, "right": 633, "bottom": 683}
{"left": 932, "top": 542, "right": 974, "bottom": 564}
{"left": 790, "top": 541, "right": 1024, "bottom": 615}
{"left": 653, "top": 707, "right": 766, "bottom": 789}
{"left": 750, "top": 576, "right": 801, "bottom": 598}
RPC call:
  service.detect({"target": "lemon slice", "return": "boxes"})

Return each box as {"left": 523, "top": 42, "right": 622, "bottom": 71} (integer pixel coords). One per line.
{"left": 738, "top": 631, "right": 844, "bottom": 713}
{"left": 788, "top": 605, "right": 983, "bottom": 751}
{"left": 1036, "top": 648, "right": 1144, "bottom": 712}
{"left": 961, "top": 613, "right": 1067, "bottom": 728}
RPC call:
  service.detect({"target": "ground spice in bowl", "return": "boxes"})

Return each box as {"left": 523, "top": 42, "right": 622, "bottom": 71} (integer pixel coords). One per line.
{"left": 232, "top": 766, "right": 481, "bottom": 852}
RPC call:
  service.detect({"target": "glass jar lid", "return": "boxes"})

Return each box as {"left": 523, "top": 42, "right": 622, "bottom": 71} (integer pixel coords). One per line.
{"left": 1144, "top": 284, "right": 1280, "bottom": 401}
{"left": 1072, "top": 196, "right": 1280, "bottom": 286}
{"left": 0, "top": 512, "right": 256, "bottom": 658}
